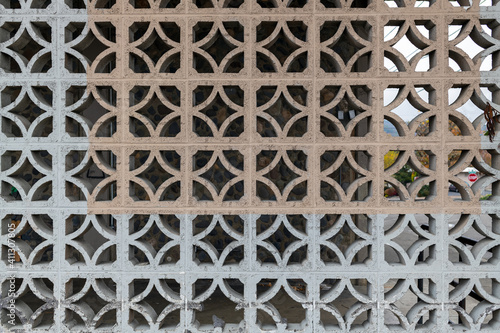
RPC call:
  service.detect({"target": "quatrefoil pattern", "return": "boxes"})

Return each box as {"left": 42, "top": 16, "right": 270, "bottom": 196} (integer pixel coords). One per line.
{"left": 448, "top": 149, "right": 500, "bottom": 202}
{"left": 319, "top": 85, "right": 373, "bottom": 139}
{"left": 129, "top": 150, "right": 182, "bottom": 203}
{"left": 129, "top": 21, "right": 181, "bottom": 74}
{"left": 384, "top": 149, "right": 437, "bottom": 202}
{"left": 0, "top": 21, "right": 52, "bottom": 74}
{"left": 447, "top": 214, "right": 500, "bottom": 267}
{"left": 256, "top": 149, "right": 309, "bottom": 203}
{"left": 383, "top": 277, "right": 439, "bottom": 330}
{"left": 64, "top": 149, "right": 117, "bottom": 203}
{"left": 448, "top": 19, "right": 500, "bottom": 72}
{"left": 256, "top": 21, "right": 309, "bottom": 73}
{"left": 128, "top": 277, "right": 182, "bottom": 330}
{"left": 128, "top": 214, "right": 181, "bottom": 267}
{"left": 0, "top": 277, "right": 56, "bottom": 330}
{"left": 320, "top": 20, "right": 373, "bottom": 74}
{"left": 62, "top": 277, "right": 119, "bottom": 330}
{"left": 384, "top": 20, "right": 437, "bottom": 73}
{"left": 1, "top": 0, "right": 499, "bottom": 332}
{"left": 64, "top": 214, "right": 117, "bottom": 267}
{"left": 0, "top": 214, "right": 54, "bottom": 267}
{"left": 319, "top": 214, "right": 373, "bottom": 266}
{"left": 192, "top": 84, "right": 245, "bottom": 139}
{"left": 1, "top": 149, "right": 53, "bottom": 202}
{"left": 192, "top": 21, "right": 245, "bottom": 74}
{"left": 319, "top": 278, "right": 374, "bottom": 330}
{"left": 191, "top": 149, "right": 245, "bottom": 203}
{"left": 0, "top": 85, "right": 54, "bottom": 138}
{"left": 64, "top": 21, "right": 117, "bottom": 75}
{"left": 447, "top": 276, "right": 500, "bottom": 331}
{"left": 256, "top": 215, "right": 310, "bottom": 267}
{"left": 192, "top": 215, "right": 245, "bottom": 267}
{"left": 383, "top": 84, "right": 437, "bottom": 138}
{"left": 256, "top": 84, "right": 310, "bottom": 139}
{"left": 319, "top": 150, "right": 373, "bottom": 202}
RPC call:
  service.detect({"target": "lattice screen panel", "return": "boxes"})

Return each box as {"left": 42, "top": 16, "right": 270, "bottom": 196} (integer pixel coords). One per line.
{"left": 1, "top": 0, "right": 500, "bottom": 332}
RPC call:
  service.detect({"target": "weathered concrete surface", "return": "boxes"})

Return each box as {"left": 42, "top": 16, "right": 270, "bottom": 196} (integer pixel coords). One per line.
{"left": 1, "top": 0, "right": 499, "bottom": 332}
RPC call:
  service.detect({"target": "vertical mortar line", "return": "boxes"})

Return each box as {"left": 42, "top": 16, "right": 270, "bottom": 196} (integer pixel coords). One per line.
{"left": 248, "top": 18, "right": 255, "bottom": 210}
{"left": 374, "top": 213, "right": 381, "bottom": 333}
{"left": 183, "top": 18, "right": 189, "bottom": 210}
{"left": 53, "top": 16, "right": 61, "bottom": 322}
{"left": 373, "top": 9, "right": 382, "bottom": 224}
{"left": 250, "top": 213, "right": 258, "bottom": 331}
{"left": 120, "top": 213, "right": 127, "bottom": 331}
{"left": 373, "top": 82, "right": 382, "bottom": 221}
{"left": 59, "top": 27, "right": 69, "bottom": 213}
{"left": 181, "top": 49, "right": 191, "bottom": 314}
{"left": 248, "top": 234, "right": 258, "bottom": 333}
{"left": 439, "top": 78, "right": 448, "bottom": 327}
{"left": 373, "top": 8, "right": 383, "bottom": 331}
{"left": 311, "top": 12, "right": 319, "bottom": 326}
{"left": 54, "top": 8, "right": 61, "bottom": 150}
{"left": 178, "top": 213, "right": 186, "bottom": 331}
{"left": 117, "top": 83, "right": 126, "bottom": 216}
{"left": 112, "top": 4, "right": 125, "bottom": 327}
{"left": 437, "top": 8, "right": 446, "bottom": 216}
{"left": 438, "top": 213, "right": 447, "bottom": 332}
{"left": 118, "top": 0, "right": 125, "bottom": 30}
{"left": 56, "top": 3, "right": 66, "bottom": 329}
{"left": 54, "top": 209, "right": 62, "bottom": 333}
{"left": 309, "top": 213, "right": 317, "bottom": 332}
{"left": 379, "top": 213, "right": 386, "bottom": 333}
{"left": 119, "top": 4, "right": 125, "bottom": 81}
{"left": 119, "top": 13, "right": 127, "bottom": 212}
{"left": 55, "top": 13, "right": 61, "bottom": 331}
{"left": 371, "top": 6, "right": 380, "bottom": 148}
{"left": 311, "top": 0, "right": 320, "bottom": 305}
{"left": 245, "top": 213, "right": 253, "bottom": 330}
{"left": 310, "top": 3, "right": 317, "bottom": 223}
{"left": 186, "top": 213, "right": 195, "bottom": 331}
{"left": 437, "top": 4, "right": 449, "bottom": 322}
{"left": 245, "top": 14, "right": 252, "bottom": 212}
{"left": 55, "top": 87, "right": 64, "bottom": 333}
{"left": 119, "top": 213, "right": 125, "bottom": 325}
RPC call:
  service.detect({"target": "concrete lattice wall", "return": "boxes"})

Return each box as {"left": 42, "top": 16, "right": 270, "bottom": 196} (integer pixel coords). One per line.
{"left": 1, "top": 0, "right": 500, "bottom": 332}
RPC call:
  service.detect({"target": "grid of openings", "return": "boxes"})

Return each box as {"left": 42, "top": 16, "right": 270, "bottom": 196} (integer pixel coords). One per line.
{"left": 1, "top": 0, "right": 500, "bottom": 332}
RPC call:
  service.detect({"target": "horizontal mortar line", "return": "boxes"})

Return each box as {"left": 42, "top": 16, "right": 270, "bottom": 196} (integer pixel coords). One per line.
{"left": 0, "top": 202, "right": 484, "bottom": 210}
{"left": 83, "top": 142, "right": 446, "bottom": 146}
{"left": 2, "top": 206, "right": 485, "bottom": 210}
{"left": 0, "top": 142, "right": 447, "bottom": 146}
{"left": 74, "top": 15, "right": 486, "bottom": 19}
{"left": 0, "top": 73, "right": 481, "bottom": 78}
{"left": 68, "top": 76, "right": 483, "bottom": 80}
{"left": 84, "top": 207, "right": 483, "bottom": 213}
{"left": 7, "top": 208, "right": 489, "bottom": 209}
{"left": 0, "top": 76, "right": 484, "bottom": 81}
{"left": 0, "top": 12, "right": 475, "bottom": 17}
{"left": 0, "top": 79, "right": 483, "bottom": 83}
{"left": 0, "top": 79, "right": 87, "bottom": 81}
{"left": 2, "top": 269, "right": 495, "bottom": 275}
{"left": 2, "top": 267, "right": 484, "bottom": 272}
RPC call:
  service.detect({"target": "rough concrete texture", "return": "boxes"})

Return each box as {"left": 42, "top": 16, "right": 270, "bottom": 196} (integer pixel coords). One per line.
{"left": 1, "top": 0, "right": 500, "bottom": 332}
